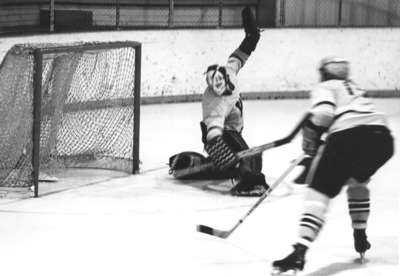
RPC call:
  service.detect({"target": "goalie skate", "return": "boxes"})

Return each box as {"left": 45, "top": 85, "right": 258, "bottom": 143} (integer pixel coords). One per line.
{"left": 204, "top": 179, "right": 236, "bottom": 194}
{"left": 205, "top": 178, "right": 267, "bottom": 197}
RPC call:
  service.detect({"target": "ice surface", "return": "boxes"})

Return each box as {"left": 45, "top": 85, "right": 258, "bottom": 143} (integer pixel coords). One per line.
{"left": 0, "top": 27, "right": 399, "bottom": 276}
{"left": 0, "top": 99, "right": 399, "bottom": 276}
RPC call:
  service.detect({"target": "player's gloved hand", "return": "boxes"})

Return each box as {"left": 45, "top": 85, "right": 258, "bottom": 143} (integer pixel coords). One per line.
{"left": 302, "top": 120, "right": 327, "bottom": 156}
{"left": 293, "top": 155, "right": 313, "bottom": 184}
{"left": 205, "top": 136, "right": 239, "bottom": 171}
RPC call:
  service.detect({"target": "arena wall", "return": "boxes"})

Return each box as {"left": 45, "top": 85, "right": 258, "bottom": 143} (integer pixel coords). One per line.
{"left": 0, "top": 27, "right": 399, "bottom": 102}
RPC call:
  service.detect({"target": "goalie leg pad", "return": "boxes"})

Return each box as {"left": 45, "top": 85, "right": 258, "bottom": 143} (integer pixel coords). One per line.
{"left": 205, "top": 136, "right": 239, "bottom": 171}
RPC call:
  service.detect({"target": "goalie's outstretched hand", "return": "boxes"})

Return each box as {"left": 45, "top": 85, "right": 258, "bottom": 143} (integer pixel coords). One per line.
{"left": 238, "top": 6, "right": 260, "bottom": 55}
{"left": 242, "top": 6, "right": 259, "bottom": 37}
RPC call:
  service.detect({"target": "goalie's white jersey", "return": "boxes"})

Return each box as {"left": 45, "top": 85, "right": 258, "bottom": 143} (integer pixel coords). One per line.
{"left": 202, "top": 50, "right": 248, "bottom": 139}
{"left": 310, "top": 80, "right": 388, "bottom": 134}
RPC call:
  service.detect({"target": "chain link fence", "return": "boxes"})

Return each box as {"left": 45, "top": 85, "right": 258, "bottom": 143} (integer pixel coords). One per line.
{"left": 0, "top": 0, "right": 399, "bottom": 35}
{"left": 0, "top": 0, "right": 257, "bottom": 34}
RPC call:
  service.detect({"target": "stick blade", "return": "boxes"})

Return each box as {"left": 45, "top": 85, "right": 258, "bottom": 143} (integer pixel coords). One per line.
{"left": 196, "top": 224, "right": 230, "bottom": 239}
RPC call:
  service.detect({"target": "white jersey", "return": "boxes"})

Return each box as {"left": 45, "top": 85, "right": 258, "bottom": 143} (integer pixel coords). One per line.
{"left": 202, "top": 49, "right": 248, "bottom": 138}
{"left": 310, "top": 80, "right": 388, "bottom": 134}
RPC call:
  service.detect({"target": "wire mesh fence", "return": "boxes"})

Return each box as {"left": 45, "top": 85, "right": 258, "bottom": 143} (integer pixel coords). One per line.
{"left": 0, "top": 0, "right": 399, "bottom": 35}
{"left": 0, "top": 0, "right": 257, "bottom": 34}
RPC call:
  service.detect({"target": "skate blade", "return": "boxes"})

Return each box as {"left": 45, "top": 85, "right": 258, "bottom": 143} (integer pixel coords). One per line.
{"left": 271, "top": 267, "right": 300, "bottom": 276}
{"left": 359, "top": 253, "right": 367, "bottom": 264}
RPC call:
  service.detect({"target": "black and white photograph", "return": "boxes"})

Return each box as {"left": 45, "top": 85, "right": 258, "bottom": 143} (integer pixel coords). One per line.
{"left": 0, "top": 1, "right": 399, "bottom": 275}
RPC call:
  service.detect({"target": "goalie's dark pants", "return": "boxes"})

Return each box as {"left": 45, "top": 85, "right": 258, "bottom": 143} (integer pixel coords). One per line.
{"left": 219, "top": 130, "right": 268, "bottom": 194}
{"left": 309, "top": 125, "right": 394, "bottom": 198}
{"left": 223, "top": 130, "right": 263, "bottom": 174}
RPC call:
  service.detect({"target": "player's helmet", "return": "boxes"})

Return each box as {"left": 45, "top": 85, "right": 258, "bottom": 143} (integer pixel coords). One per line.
{"left": 318, "top": 57, "right": 350, "bottom": 81}
{"left": 205, "top": 64, "right": 235, "bottom": 96}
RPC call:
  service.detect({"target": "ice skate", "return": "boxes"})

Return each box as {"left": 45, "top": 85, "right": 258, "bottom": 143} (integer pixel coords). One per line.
{"left": 230, "top": 172, "right": 269, "bottom": 197}
{"left": 354, "top": 229, "right": 371, "bottom": 263}
{"left": 271, "top": 244, "right": 306, "bottom": 275}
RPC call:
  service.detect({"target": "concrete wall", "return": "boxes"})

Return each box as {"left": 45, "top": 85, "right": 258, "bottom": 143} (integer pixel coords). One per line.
{"left": 0, "top": 28, "right": 399, "bottom": 100}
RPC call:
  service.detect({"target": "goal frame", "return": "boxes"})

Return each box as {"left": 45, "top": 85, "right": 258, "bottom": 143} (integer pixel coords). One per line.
{"left": 31, "top": 41, "right": 142, "bottom": 197}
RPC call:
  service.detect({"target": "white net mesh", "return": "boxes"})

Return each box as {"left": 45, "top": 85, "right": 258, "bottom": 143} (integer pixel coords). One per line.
{"left": 0, "top": 42, "right": 140, "bottom": 187}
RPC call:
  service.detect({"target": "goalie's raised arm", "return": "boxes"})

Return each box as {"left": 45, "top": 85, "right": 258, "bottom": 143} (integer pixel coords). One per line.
{"left": 228, "top": 6, "right": 261, "bottom": 74}
{"left": 240, "top": 6, "right": 261, "bottom": 56}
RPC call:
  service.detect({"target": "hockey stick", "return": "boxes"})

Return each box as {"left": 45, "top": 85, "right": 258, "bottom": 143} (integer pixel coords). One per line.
{"left": 173, "top": 113, "right": 311, "bottom": 178}
{"left": 196, "top": 153, "right": 306, "bottom": 239}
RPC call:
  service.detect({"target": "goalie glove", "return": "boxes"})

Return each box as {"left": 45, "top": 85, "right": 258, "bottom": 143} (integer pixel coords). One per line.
{"left": 239, "top": 6, "right": 260, "bottom": 55}
{"left": 302, "top": 119, "right": 327, "bottom": 156}
{"left": 205, "top": 136, "right": 239, "bottom": 171}
{"left": 242, "top": 6, "right": 259, "bottom": 38}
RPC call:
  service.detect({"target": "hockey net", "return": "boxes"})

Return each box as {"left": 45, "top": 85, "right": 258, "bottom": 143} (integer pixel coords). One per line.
{"left": 0, "top": 41, "right": 141, "bottom": 192}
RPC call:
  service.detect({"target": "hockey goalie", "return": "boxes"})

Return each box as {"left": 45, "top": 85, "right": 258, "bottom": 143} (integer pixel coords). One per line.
{"left": 169, "top": 7, "right": 269, "bottom": 197}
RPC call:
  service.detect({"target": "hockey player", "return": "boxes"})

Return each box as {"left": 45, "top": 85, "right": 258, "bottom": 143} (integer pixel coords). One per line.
{"left": 271, "top": 57, "right": 394, "bottom": 275}
{"left": 169, "top": 7, "right": 269, "bottom": 196}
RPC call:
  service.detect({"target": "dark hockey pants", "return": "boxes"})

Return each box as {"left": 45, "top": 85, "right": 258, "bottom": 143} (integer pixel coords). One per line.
{"left": 309, "top": 125, "right": 394, "bottom": 198}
